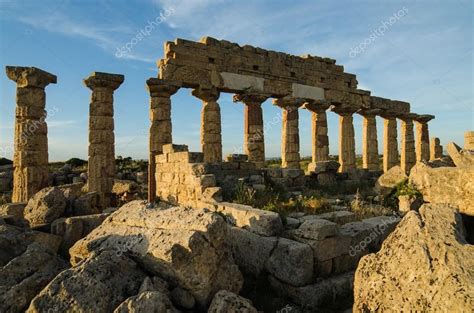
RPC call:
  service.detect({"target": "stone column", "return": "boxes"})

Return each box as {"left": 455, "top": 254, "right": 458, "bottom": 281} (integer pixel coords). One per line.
{"left": 465, "top": 131, "right": 474, "bottom": 150}
{"left": 146, "top": 78, "right": 180, "bottom": 202}
{"left": 192, "top": 87, "right": 222, "bottom": 163}
{"left": 415, "top": 115, "right": 435, "bottom": 163}
{"left": 399, "top": 113, "right": 417, "bottom": 174}
{"left": 273, "top": 97, "right": 302, "bottom": 169}
{"left": 6, "top": 66, "right": 57, "bottom": 202}
{"left": 430, "top": 137, "right": 443, "bottom": 160}
{"left": 332, "top": 106, "right": 357, "bottom": 173}
{"left": 233, "top": 94, "right": 268, "bottom": 168}
{"left": 381, "top": 112, "right": 399, "bottom": 172}
{"left": 84, "top": 72, "right": 124, "bottom": 209}
{"left": 359, "top": 109, "right": 380, "bottom": 171}
{"left": 304, "top": 101, "right": 331, "bottom": 163}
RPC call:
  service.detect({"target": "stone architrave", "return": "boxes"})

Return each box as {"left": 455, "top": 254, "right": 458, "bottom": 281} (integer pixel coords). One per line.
{"left": 415, "top": 115, "right": 435, "bottom": 163}
{"left": 358, "top": 109, "right": 381, "bottom": 171}
{"left": 380, "top": 111, "right": 399, "bottom": 172}
{"left": 84, "top": 72, "right": 124, "bottom": 209}
{"left": 304, "top": 101, "right": 331, "bottom": 163}
{"left": 233, "top": 94, "right": 268, "bottom": 168}
{"left": 399, "top": 113, "right": 418, "bottom": 174}
{"left": 146, "top": 78, "right": 180, "bottom": 202}
{"left": 273, "top": 97, "right": 303, "bottom": 169}
{"left": 430, "top": 137, "right": 443, "bottom": 160}
{"left": 192, "top": 87, "right": 222, "bottom": 163}
{"left": 6, "top": 66, "right": 57, "bottom": 202}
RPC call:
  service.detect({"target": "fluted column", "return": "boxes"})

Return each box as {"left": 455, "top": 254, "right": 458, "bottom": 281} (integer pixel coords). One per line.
{"left": 233, "top": 94, "right": 268, "bottom": 168}
{"left": 84, "top": 72, "right": 124, "bottom": 209}
{"left": 304, "top": 101, "right": 331, "bottom": 163}
{"left": 192, "top": 87, "right": 222, "bottom": 163}
{"left": 430, "top": 137, "right": 443, "bottom": 160}
{"left": 146, "top": 78, "right": 180, "bottom": 202}
{"left": 399, "top": 113, "right": 417, "bottom": 174}
{"left": 359, "top": 109, "right": 380, "bottom": 171}
{"left": 415, "top": 115, "right": 434, "bottom": 163}
{"left": 273, "top": 97, "right": 302, "bottom": 169}
{"left": 6, "top": 66, "right": 57, "bottom": 202}
{"left": 381, "top": 112, "right": 399, "bottom": 172}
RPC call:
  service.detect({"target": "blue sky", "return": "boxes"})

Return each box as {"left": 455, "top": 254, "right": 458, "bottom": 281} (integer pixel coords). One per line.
{"left": 0, "top": 0, "right": 472, "bottom": 161}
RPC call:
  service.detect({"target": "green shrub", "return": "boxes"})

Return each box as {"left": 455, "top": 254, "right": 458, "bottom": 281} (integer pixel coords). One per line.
{"left": 233, "top": 181, "right": 256, "bottom": 206}
{"left": 384, "top": 179, "right": 422, "bottom": 209}
{"left": 66, "top": 158, "right": 87, "bottom": 167}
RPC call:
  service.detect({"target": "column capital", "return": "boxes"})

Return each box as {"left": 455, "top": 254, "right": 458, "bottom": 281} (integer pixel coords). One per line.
{"left": 6, "top": 66, "right": 57, "bottom": 88}
{"left": 378, "top": 109, "right": 399, "bottom": 119}
{"left": 232, "top": 93, "right": 269, "bottom": 105}
{"left": 331, "top": 104, "right": 358, "bottom": 115}
{"left": 272, "top": 96, "right": 304, "bottom": 109}
{"left": 398, "top": 112, "right": 419, "bottom": 121}
{"left": 84, "top": 72, "right": 124, "bottom": 91}
{"left": 414, "top": 114, "right": 435, "bottom": 124}
{"left": 303, "top": 99, "right": 331, "bottom": 112}
{"left": 146, "top": 78, "right": 181, "bottom": 97}
{"left": 192, "top": 86, "right": 220, "bottom": 102}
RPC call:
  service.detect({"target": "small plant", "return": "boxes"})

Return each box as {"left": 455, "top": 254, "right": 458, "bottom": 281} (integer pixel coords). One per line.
{"left": 262, "top": 202, "right": 287, "bottom": 225}
{"left": 233, "top": 181, "right": 256, "bottom": 206}
{"left": 384, "top": 179, "right": 422, "bottom": 209}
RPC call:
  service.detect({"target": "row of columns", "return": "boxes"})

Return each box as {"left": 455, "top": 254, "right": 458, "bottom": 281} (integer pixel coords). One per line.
{"left": 146, "top": 81, "right": 435, "bottom": 180}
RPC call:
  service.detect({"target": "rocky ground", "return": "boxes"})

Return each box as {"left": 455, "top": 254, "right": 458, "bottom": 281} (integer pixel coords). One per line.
{"left": 0, "top": 141, "right": 473, "bottom": 312}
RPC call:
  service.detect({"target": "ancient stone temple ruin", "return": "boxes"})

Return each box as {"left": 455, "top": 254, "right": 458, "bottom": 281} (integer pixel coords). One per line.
{"left": 147, "top": 37, "right": 436, "bottom": 204}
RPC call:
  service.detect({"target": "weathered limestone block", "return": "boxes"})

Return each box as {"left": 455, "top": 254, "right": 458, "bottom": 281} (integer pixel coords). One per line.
{"left": 0, "top": 224, "right": 62, "bottom": 266}
{"left": 409, "top": 162, "right": 474, "bottom": 215}
{"left": 114, "top": 291, "right": 178, "bottom": 313}
{"left": 84, "top": 72, "right": 124, "bottom": 209}
{"left": 208, "top": 290, "right": 258, "bottom": 313}
{"left": 465, "top": 131, "right": 474, "bottom": 150}
{"left": 0, "top": 202, "right": 27, "bottom": 219}
{"left": 446, "top": 142, "right": 474, "bottom": 168}
{"left": 382, "top": 117, "right": 399, "bottom": 172}
{"left": 6, "top": 66, "right": 57, "bottom": 202}
{"left": 430, "top": 137, "right": 443, "bottom": 160}
{"left": 273, "top": 97, "right": 302, "bottom": 169}
{"left": 361, "top": 114, "right": 379, "bottom": 171}
{"left": 0, "top": 243, "right": 68, "bottom": 313}
{"left": 23, "top": 187, "right": 67, "bottom": 227}
{"left": 302, "top": 211, "right": 356, "bottom": 225}
{"left": 228, "top": 227, "right": 277, "bottom": 276}
{"left": 28, "top": 250, "right": 146, "bottom": 313}
{"left": 415, "top": 115, "right": 434, "bottom": 162}
{"left": 338, "top": 113, "right": 356, "bottom": 172}
{"left": 70, "top": 201, "right": 243, "bottom": 307}
{"left": 265, "top": 238, "right": 314, "bottom": 286}
{"left": 269, "top": 271, "right": 354, "bottom": 311}
{"left": 51, "top": 213, "right": 110, "bottom": 256}
{"left": 193, "top": 87, "right": 222, "bottom": 163}
{"left": 215, "top": 202, "right": 283, "bottom": 236}
{"left": 353, "top": 204, "right": 474, "bottom": 312}
{"left": 234, "top": 94, "right": 268, "bottom": 167}
{"left": 374, "top": 165, "right": 407, "bottom": 196}
{"left": 400, "top": 116, "right": 416, "bottom": 173}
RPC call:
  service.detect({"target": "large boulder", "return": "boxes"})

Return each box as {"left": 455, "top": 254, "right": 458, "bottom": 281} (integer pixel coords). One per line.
{"left": 374, "top": 165, "right": 407, "bottom": 196}
{"left": 0, "top": 243, "right": 67, "bottom": 313}
{"left": 208, "top": 290, "right": 258, "bottom": 313}
{"left": 69, "top": 201, "right": 243, "bottom": 307}
{"left": 447, "top": 142, "right": 474, "bottom": 168}
{"left": 353, "top": 203, "right": 474, "bottom": 311}
{"left": 409, "top": 162, "right": 474, "bottom": 216}
{"left": 27, "top": 250, "right": 147, "bottom": 313}
{"left": 24, "top": 187, "right": 67, "bottom": 227}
